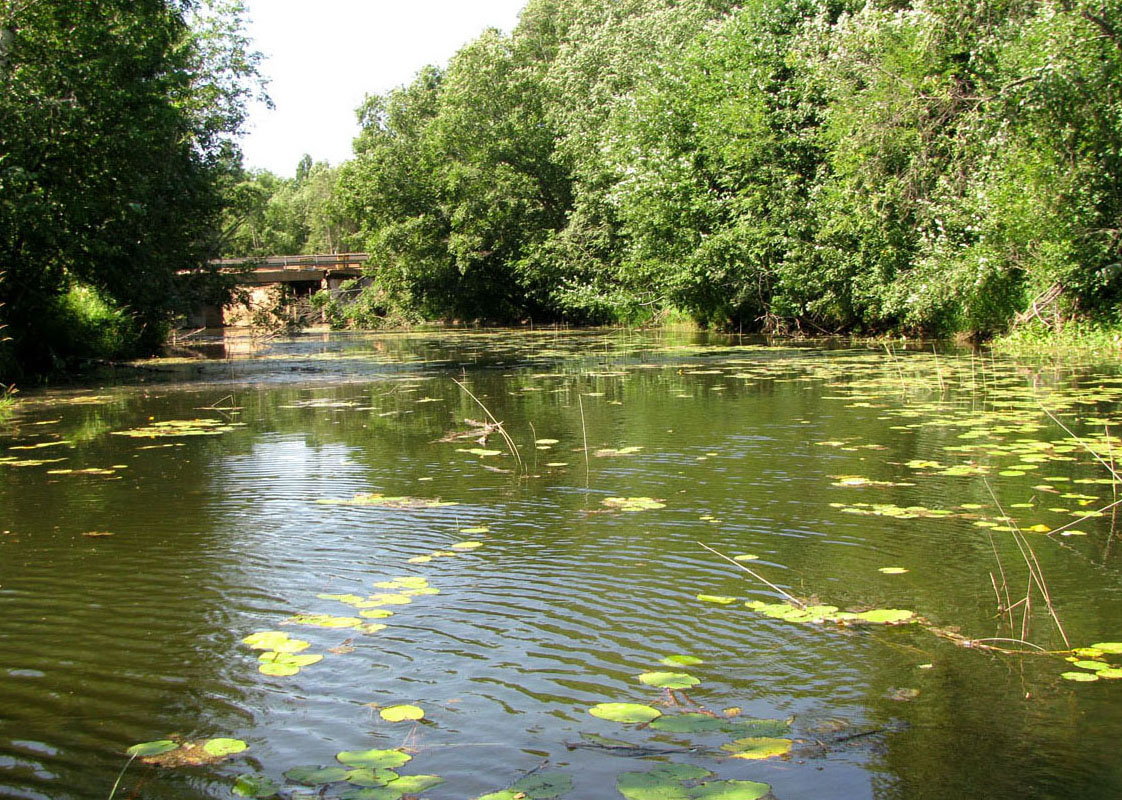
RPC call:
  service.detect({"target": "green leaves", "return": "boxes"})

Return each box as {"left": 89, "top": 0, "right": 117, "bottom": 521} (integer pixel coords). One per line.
{"left": 203, "top": 738, "right": 248, "bottom": 757}
{"left": 588, "top": 703, "right": 663, "bottom": 723}
{"left": 336, "top": 749, "right": 412, "bottom": 769}
{"left": 638, "top": 672, "right": 701, "bottom": 690}
{"left": 380, "top": 705, "right": 424, "bottom": 722}
{"left": 126, "top": 740, "right": 178, "bottom": 757}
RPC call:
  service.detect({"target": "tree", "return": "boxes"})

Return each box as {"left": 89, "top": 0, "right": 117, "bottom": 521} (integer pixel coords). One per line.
{"left": 0, "top": 0, "right": 263, "bottom": 378}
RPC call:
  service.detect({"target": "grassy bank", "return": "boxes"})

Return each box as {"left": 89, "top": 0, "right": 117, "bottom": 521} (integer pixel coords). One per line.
{"left": 0, "top": 384, "right": 16, "bottom": 424}
{"left": 991, "top": 320, "right": 1122, "bottom": 362}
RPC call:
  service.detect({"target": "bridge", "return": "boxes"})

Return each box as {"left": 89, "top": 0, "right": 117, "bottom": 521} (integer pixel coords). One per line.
{"left": 184, "top": 253, "right": 371, "bottom": 328}
{"left": 210, "top": 252, "right": 369, "bottom": 286}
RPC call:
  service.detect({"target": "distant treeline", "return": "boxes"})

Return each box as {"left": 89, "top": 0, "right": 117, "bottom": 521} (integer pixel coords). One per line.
{"left": 3, "top": 1, "right": 1120, "bottom": 383}
{"left": 236, "top": 0, "right": 1121, "bottom": 336}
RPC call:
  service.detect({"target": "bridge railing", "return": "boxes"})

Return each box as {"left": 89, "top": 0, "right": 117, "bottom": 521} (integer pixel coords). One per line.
{"left": 209, "top": 253, "right": 370, "bottom": 271}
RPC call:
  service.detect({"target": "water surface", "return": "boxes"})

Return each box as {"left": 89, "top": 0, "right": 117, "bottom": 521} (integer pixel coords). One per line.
{"left": 3, "top": 330, "right": 1122, "bottom": 800}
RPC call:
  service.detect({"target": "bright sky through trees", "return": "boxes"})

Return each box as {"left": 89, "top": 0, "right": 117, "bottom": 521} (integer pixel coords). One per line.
{"left": 240, "top": 0, "right": 527, "bottom": 176}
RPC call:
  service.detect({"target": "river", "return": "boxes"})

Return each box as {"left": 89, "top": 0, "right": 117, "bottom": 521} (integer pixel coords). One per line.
{"left": 2, "top": 329, "right": 1121, "bottom": 800}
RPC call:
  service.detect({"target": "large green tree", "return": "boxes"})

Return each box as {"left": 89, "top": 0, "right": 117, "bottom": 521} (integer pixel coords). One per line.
{"left": 0, "top": 0, "right": 262, "bottom": 378}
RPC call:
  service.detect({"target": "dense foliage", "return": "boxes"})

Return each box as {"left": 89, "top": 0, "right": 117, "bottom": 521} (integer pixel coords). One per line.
{"left": 0, "top": 0, "right": 261, "bottom": 379}
{"left": 321, "top": 0, "right": 1122, "bottom": 335}
{"left": 221, "top": 156, "right": 355, "bottom": 258}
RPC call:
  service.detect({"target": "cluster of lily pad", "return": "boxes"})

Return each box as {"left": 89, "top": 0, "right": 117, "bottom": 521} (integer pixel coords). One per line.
{"left": 1061, "top": 642, "right": 1122, "bottom": 682}
{"left": 616, "top": 764, "right": 771, "bottom": 800}
{"left": 601, "top": 496, "right": 666, "bottom": 512}
{"left": 585, "top": 655, "right": 794, "bottom": 798}
{"left": 110, "top": 418, "right": 244, "bottom": 438}
{"left": 232, "top": 748, "right": 443, "bottom": 799}
{"left": 126, "top": 736, "right": 248, "bottom": 767}
{"left": 316, "top": 493, "right": 458, "bottom": 509}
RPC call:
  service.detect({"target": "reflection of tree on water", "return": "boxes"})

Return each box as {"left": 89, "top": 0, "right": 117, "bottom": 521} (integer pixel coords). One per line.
{"left": 4, "top": 334, "right": 1122, "bottom": 800}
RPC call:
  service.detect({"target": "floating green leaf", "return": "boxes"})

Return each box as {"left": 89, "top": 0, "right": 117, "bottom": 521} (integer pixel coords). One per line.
{"left": 343, "top": 768, "right": 398, "bottom": 787}
{"left": 837, "top": 609, "right": 916, "bottom": 625}
{"left": 284, "top": 765, "right": 350, "bottom": 785}
{"left": 721, "top": 736, "right": 792, "bottom": 760}
{"left": 689, "top": 781, "right": 771, "bottom": 800}
{"left": 878, "top": 567, "right": 909, "bottom": 574}
{"left": 258, "top": 662, "right": 300, "bottom": 677}
{"left": 638, "top": 672, "right": 700, "bottom": 689}
{"left": 660, "top": 655, "right": 704, "bottom": 667}
{"left": 649, "top": 713, "right": 789, "bottom": 737}
{"left": 126, "top": 740, "right": 179, "bottom": 757}
{"left": 336, "top": 749, "right": 412, "bottom": 769}
{"left": 1091, "top": 642, "right": 1122, "bottom": 654}
{"left": 380, "top": 705, "right": 424, "bottom": 722}
{"left": 392, "top": 775, "right": 445, "bottom": 793}
{"left": 451, "top": 541, "right": 484, "bottom": 550}
{"left": 233, "top": 774, "right": 280, "bottom": 798}
{"left": 285, "top": 614, "right": 363, "bottom": 628}
{"left": 1062, "top": 671, "right": 1100, "bottom": 682}
{"left": 617, "top": 765, "right": 712, "bottom": 800}
{"left": 242, "top": 631, "right": 291, "bottom": 650}
{"left": 588, "top": 703, "right": 662, "bottom": 723}
{"left": 317, "top": 494, "right": 457, "bottom": 509}
{"left": 696, "top": 594, "right": 737, "bottom": 605}
{"left": 202, "top": 738, "right": 247, "bottom": 757}
{"left": 358, "top": 594, "right": 413, "bottom": 608}
{"left": 602, "top": 496, "right": 665, "bottom": 511}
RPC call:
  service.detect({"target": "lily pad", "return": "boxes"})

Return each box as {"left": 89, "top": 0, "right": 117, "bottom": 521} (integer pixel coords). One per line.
{"left": 1062, "top": 671, "right": 1100, "bottom": 682}
{"left": 602, "top": 496, "right": 665, "bottom": 511}
{"left": 258, "top": 662, "right": 300, "bottom": 677}
{"left": 638, "top": 672, "right": 700, "bottom": 689}
{"left": 285, "top": 614, "right": 363, "bottom": 628}
{"left": 392, "top": 775, "right": 445, "bottom": 793}
{"left": 361, "top": 594, "right": 413, "bottom": 607}
{"left": 837, "top": 609, "right": 916, "bottom": 625}
{"left": 234, "top": 774, "right": 280, "bottom": 798}
{"left": 451, "top": 541, "right": 484, "bottom": 550}
{"left": 588, "top": 703, "right": 662, "bottom": 723}
{"left": 878, "top": 567, "right": 909, "bottom": 574}
{"left": 696, "top": 594, "right": 737, "bottom": 605}
{"left": 617, "top": 765, "right": 713, "bottom": 800}
{"left": 344, "top": 768, "right": 399, "bottom": 786}
{"left": 336, "top": 749, "right": 412, "bottom": 769}
{"left": 380, "top": 705, "right": 425, "bottom": 722}
{"left": 242, "top": 631, "right": 291, "bottom": 650}
{"left": 660, "top": 655, "right": 704, "bottom": 667}
{"left": 126, "top": 740, "right": 179, "bottom": 757}
{"left": 1091, "top": 642, "right": 1122, "bottom": 654}
{"left": 202, "top": 738, "right": 247, "bottom": 757}
{"left": 649, "top": 713, "right": 789, "bottom": 737}
{"left": 284, "top": 765, "right": 350, "bottom": 785}
{"left": 721, "top": 736, "right": 792, "bottom": 759}
{"left": 689, "top": 781, "right": 771, "bottom": 800}
{"left": 317, "top": 494, "right": 457, "bottom": 509}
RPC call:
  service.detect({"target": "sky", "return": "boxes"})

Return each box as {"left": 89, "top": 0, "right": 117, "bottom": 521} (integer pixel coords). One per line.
{"left": 239, "top": 0, "right": 528, "bottom": 177}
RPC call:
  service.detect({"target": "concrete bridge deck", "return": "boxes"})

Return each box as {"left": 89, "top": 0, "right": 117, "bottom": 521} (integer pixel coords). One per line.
{"left": 210, "top": 253, "right": 368, "bottom": 285}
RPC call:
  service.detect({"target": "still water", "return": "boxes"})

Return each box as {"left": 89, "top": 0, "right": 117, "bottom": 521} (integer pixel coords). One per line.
{"left": 2, "top": 329, "right": 1122, "bottom": 800}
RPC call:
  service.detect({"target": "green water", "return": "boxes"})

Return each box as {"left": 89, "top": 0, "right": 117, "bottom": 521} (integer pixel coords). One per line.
{"left": 2, "top": 329, "right": 1122, "bottom": 800}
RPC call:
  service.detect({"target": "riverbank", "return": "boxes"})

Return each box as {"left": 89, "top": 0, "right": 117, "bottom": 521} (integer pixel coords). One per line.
{"left": 992, "top": 320, "right": 1122, "bottom": 362}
